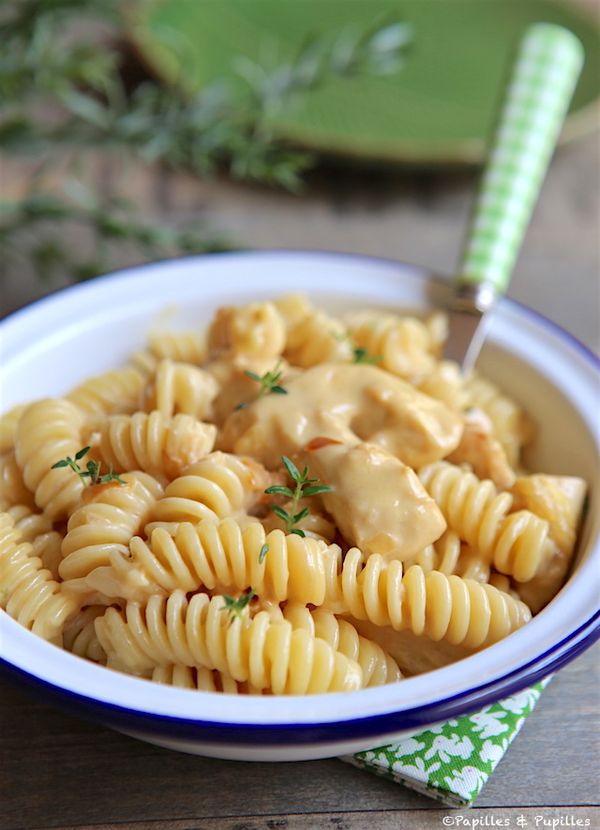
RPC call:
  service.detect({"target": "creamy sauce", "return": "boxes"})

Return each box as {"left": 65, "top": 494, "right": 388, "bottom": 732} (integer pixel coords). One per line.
{"left": 220, "top": 363, "right": 463, "bottom": 470}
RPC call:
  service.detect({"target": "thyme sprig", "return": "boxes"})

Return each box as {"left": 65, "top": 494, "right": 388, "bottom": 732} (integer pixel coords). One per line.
{"left": 0, "top": 0, "right": 411, "bottom": 285}
{"left": 51, "top": 445, "right": 126, "bottom": 486}
{"left": 258, "top": 543, "right": 270, "bottom": 565}
{"left": 0, "top": 188, "right": 230, "bottom": 284}
{"left": 264, "top": 455, "right": 333, "bottom": 538}
{"left": 334, "top": 330, "right": 382, "bottom": 364}
{"left": 352, "top": 346, "right": 382, "bottom": 365}
{"left": 235, "top": 362, "right": 288, "bottom": 410}
{"left": 245, "top": 362, "right": 288, "bottom": 396}
{"left": 222, "top": 589, "right": 256, "bottom": 625}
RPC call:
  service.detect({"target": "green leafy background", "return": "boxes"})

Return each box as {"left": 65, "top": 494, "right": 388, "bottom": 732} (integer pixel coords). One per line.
{"left": 132, "top": 0, "right": 600, "bottom": 164}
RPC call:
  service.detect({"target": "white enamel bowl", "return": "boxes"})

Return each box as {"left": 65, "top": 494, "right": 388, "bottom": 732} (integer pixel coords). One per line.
{"left": 1, "top": 251, "right": 598, "bottom": 761}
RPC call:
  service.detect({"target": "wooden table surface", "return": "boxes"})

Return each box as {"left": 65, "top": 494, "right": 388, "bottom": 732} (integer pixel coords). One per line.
{"left": 1, "top": 126, "right": 599, "bottom": 829}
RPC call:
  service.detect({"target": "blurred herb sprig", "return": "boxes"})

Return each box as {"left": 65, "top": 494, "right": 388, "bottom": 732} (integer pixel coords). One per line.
{"left": 1, "top": 0, "right": 411, "bottom": 285}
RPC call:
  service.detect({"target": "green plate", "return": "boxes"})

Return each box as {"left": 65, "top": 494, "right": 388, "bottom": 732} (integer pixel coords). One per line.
{"left": 130, "top": 0, "right": 600, "bottom": 166}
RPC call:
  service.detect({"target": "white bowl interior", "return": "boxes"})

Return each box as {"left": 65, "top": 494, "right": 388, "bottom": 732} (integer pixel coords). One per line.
{"left": 1, "top": 251, "right": 598, "bottom": 727}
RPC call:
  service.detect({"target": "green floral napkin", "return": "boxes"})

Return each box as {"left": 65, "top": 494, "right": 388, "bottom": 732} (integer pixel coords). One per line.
{"left": 341, "top": 677, "right": 551, "bottom": 807}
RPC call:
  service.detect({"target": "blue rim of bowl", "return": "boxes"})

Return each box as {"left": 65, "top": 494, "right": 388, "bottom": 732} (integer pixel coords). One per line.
{"left": 1, "top": 249, "right": 598, "bottom": 745}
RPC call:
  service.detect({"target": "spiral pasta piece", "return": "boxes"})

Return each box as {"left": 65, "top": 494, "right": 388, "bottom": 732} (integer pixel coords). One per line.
{"left": 15, "top": 399, "right": 85, "bottom": 520}
{"left": 463, "top": 374, "right": 533, "bottom": 466}
{"left": 273, "top": 293, "right": 313, "bottom": 331}
{"left": 140, "top": 359, "right": 218, "bottom": 421}
{"left": 62, "top": 606, "right": 107, "bottom": 662}
{"left": 151, "top": 664, "right": 265, "bottom": 694}
{"left": 417, "top": 361, "right": 467, "bottom": 411}
{"left": 0, "top": 513, "right": 77, "bottom": 641}
{"left": 330, "top": 549, "right": 531, "bottom": 648}
{"left": 420, "top": 462, "right": 550, "bottom": 581}
{"left": 452, "top": 549, "right": 493, "bottom": 583}
{"left": 123, "top": 519, "right": 526, "bottom": 648}
{"left": 0, "top": 453, "right": 35, "bottom": 511}
{"left": 95, "top": 591, "right": 363, "bottom": 693}
{"left": 67, "top": 367, "right": 147, "bottom": 417}
{"left": 509, "top": 473, "right": 587, "bottom": 611}
{"left": 31, "top": 531, "right": 64, "bottom": 581}
{"left": 147, "top": 452, "right": 271, "bottom": 528}
{"left": 284, "top": 310, "right": 353, "bottom": 367}
{"left": 420, "top": 462, "right": 512, "bottom": 553}
{"left": 99, "top": 518, "right": 338, "bottom": 604}
{"left": 88, "top": 411, "right": 216, "bottom": 481}
{"left": 129, "top": 350, "right": 158, "bottom": 377}
{"left": 58, "top": 471, "right": 163, "bottom": 582}
{"left": 282, "top": 604, "right": 403, "bottom": 686}
{"left": 406, "top": 532, "right": 491, "bottom": 584}
{"left": 207, "top": 301, "right": 286, "bottom": 362}
{"left": 427, "top": 530, "right": 462, "bottom": 574}
{"left": 488, "top": 572, "right": 521, "bottom": 601}
{"left": 148, "top": 331, "right": 207, "bottom": 365}
{"left": 492, "top": 510, "right": 554, "bottom": 583}
{"left": 5, "top": 504, "right": 53, "bottom": 541}
{"left": 0, "top": 404, "right": 27, "bottom": 454}
{"left": 5, "top": 505, "right": 61, "bottom": 577}
{"left": 345, "top": 311, "right": 437, "bottom": 381}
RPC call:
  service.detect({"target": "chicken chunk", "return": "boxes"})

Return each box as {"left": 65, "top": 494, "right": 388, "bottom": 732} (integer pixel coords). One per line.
{"left": 300, "top": 439, "right": 446, "bottom": 560}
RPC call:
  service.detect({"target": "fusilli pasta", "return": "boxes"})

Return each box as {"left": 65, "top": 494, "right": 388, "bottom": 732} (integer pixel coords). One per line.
{"left": 419, "top": 461, "right": 551, "bottom": 581}
{"left": 87, "top": 411, "right": 216, "bottom": 481}
{"left": 0, "top": 292, "right": 586, "bottom": 696}
{"left": 284, "top": 309, "right": 353, "bottom": 367}
{"left": 207, "top": 301, "right": 286, "bottom": 363}
{"left": 15, "top": 399, "right": 85, "bottom": 520}
{"left": 327, "top": 548, "right": 531, "bottom": 648}
{"left": 59, "top": 471, "right": 163, "bottom": 581}
{"left": 95, "top": 591, "right": 363, "bottom": 693}
{"left": 67, "top": 367, "right": 147, "bottom": 417}
{"left": 146, "top": 452, "right": 271, "bottom": 530}
{"left": 463, "top": 374, "right": 534, "bottom": 467}
{"left": 0, "top": 453, "right": 36, "bottom": 511}
{"left": 151, "top": 664, "right": 265, "bottom": 694}
{"left": 345, "top": 311, "right": 437, "bottom": 380}
{"left": 140, "top": 359, "right": 218, "bottom": 421}
{"left": 62, "top": 605, "right": 107, "bottom": 662}
{"left": 93, "top": 518, "right": 337, "bottom": 604}
{"left": 148, "top": 330, "right": 207, "bottom": 364}
{"left": 0, "top": 513, "right": 77, "bottom": 642}
{"left": 0, "top": 404, "right": 27, "bottom": 454}
{"left": 282, "top": 604, "right": 403, "bottom": 686}
{"left": 405, "top": 530, "right": 492, "bottom": 584}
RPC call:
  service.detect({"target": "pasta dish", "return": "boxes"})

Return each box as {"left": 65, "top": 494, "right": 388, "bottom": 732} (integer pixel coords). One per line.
{"left": 0, "top": 294, "right": 587, "bottom": 695}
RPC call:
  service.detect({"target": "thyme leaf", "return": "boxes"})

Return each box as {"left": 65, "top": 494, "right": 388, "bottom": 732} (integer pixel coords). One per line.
{"left": 236, "top": 362, "right": 288, "bottom": 409}
{"left": 222, "top": 589, "right": 256, "bottom": 624}
{"left": 0, "top": 2, "right": 412, "bottom": 285}
{"left": 258, "top": 543, "right": 269, "bottom": 564}
{"left": 352, "top": 346, "right": 382, "bottom": 365}
{"left": 51, "top": 446, "right": 126, "bottom": 486}
{"left": 264, "top": 455, "right": 333, "bottom": 536}
{"left": 264, "top": 485, "right": 294, "bottom": 498}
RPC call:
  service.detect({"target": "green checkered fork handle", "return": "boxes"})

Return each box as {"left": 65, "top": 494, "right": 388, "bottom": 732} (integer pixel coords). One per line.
{"left": 459, "top": 24, "right": 584, "bottom": 294}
